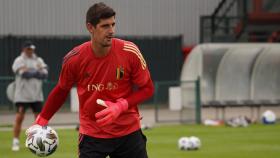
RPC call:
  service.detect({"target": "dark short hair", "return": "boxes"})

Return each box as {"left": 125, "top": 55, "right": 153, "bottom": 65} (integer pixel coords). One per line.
{"left": 86, "top": 2, "right": 116, "bottom": 26}
{"left": 22, "top": 40, "right": 36, "bottom": 49}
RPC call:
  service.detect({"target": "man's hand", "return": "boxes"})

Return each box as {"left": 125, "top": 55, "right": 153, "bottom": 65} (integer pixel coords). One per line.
{"left": 25, "top": 115, "right": 49, "bottom": 147}
{"left": 25, "top": 124, "right": 42, "bottom": 137}
{"left": 26, "top": 114, "right": 48, "bottom": 136}
{"left": 95, "top": 98, "right": 128, "bottom": 127}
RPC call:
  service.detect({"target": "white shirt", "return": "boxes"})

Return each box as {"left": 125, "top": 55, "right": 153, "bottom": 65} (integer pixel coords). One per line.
{"left": 12, "top": 52, "right": 48, "bottom": 103}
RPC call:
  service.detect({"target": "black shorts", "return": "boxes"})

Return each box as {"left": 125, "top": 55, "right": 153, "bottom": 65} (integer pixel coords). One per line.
{"left": 15, "top": 102, "right": 42, "bottom": 113}
{"left": 79, "top": 129, "right": 148, "bottom": 158}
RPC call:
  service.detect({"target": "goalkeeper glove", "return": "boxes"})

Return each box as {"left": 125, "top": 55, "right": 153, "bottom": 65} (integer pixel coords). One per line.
{"left": 35, "top": 71, "right": 48, "bottom": 80}
{"left": 22, "top": 69, "right": 38, "bottom": 79}
{"left": 25, "top": 115, "right": 48, "bottom": 137}
{"left": 95, "top": 98, "right": 128, "bottom": 127}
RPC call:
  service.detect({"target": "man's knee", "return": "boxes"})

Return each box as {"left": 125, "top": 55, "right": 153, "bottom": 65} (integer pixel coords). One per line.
{"left": 16, "top": 108, "right": 25, "bottom": 123}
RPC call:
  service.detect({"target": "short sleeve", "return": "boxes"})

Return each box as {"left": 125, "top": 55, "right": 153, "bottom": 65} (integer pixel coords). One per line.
{"left": 37, "top": 57, "right": 48, "bottom": 74}
{"left": 12, "top": 57, "right": 25, "bottom": 74}
{"left": 37, "top": 57, "right": 48, "bottom": 68}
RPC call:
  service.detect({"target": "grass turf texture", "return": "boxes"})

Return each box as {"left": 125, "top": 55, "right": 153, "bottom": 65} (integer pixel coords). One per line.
{"left": 0, "top": 124, "right": 279, "bottom": 158}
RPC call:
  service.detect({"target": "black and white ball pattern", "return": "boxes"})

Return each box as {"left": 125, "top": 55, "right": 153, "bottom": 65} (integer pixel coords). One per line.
{"left": 26, "top": 126, "right": 59, "bottom": 157}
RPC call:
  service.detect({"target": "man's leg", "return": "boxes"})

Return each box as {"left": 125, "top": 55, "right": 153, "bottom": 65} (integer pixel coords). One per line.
{"left": 110, "top": 130, "right": 148, "bottom": 158}
{"left": 30, "top": 102, "right": 42, "bottom": 119}
{"left": 79, "top": 134, "right": 113, "bottom": 158}
{"left": 12, "top": 105, "right": 26, "bottom": 151}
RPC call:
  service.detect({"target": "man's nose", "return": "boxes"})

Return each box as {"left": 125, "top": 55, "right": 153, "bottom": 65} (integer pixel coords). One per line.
{"left": 108, "top": 25, "right": 115, "bottom": 34}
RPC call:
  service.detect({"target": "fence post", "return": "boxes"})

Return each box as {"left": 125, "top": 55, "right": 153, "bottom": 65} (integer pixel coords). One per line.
{"left": 154, "top": 82, "right": 159, "bottom": 123}
{"left": 195, "top": 77, "right": 201, "bottom": 124}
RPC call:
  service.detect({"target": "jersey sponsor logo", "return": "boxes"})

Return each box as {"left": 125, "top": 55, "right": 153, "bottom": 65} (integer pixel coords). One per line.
{"left": 87, "top": 82, "right": 118, "bottom": 92}
{"left": 116, "top": 66, "right": 124, "bottom": 80}
{"left": 123, "top": 43, "right": 147, "bottom": 70}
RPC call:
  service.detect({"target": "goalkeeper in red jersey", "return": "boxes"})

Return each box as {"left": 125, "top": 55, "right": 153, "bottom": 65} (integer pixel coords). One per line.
{"left": 26, "top": 2, "right": 154, "bottom": 158}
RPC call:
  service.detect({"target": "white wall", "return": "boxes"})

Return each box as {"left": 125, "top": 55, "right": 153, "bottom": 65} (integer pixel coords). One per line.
{"left": 0, "top": 0, "right": 220, "bottom": 44}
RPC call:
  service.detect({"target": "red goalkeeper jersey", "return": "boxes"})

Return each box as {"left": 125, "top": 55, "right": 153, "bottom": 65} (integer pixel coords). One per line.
{"left": 58, "top": 38, "right": 152, "bottom": 138}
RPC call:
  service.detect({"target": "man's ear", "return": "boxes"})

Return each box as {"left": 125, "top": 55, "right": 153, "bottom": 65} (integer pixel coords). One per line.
{"left": 86, "top": 23, "right": 95, "bottom": 34}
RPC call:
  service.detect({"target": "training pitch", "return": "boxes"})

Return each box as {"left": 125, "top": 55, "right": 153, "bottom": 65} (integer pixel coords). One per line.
{"left": 0, "top": 124, "right": 279, "bottom": 158}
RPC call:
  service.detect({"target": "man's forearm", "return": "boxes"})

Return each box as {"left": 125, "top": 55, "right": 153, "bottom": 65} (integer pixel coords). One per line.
{"left": 125, "top": 79, "right": 154, "bottom": 107}
{"left": 38, "top": 85, "right": 70, "bottom": 123}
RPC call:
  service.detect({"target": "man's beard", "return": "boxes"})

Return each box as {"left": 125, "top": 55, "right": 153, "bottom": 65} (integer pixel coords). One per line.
{"left": 101, "top": 39, "right": 112, "bottom": 47}
{"left": 101, "top": 43, "right": 111, "bottom": 47}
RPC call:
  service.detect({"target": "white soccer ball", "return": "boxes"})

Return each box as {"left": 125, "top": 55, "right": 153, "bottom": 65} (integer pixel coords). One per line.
{"left": 262, "top": 110, "right": 276, "bottom": 124}
{"left": 25, "top": 125, "right": 59, "bottom": 157}
{"left": 178, "top": 137, "right": 193, "bottom": 150}
{"left": 189, "top": 136, "right": 201, "bottom": 149}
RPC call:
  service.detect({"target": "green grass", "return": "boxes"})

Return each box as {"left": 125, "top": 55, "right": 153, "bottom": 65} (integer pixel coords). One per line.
{"left": 1, "top": 124, "right": 280, "bottom": 158}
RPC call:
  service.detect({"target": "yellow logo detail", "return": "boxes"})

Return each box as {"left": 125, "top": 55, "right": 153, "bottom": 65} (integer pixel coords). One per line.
{"left": 116, "top": 66, "right": 124, "bottom": 80}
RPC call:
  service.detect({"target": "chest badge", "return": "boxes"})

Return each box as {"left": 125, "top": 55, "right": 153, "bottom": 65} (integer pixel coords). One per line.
{"left": 84, "top": 72, "right": 91, "bottom": 78}
{"left": 116, "top": 66, "right": 124, "bottom": 80}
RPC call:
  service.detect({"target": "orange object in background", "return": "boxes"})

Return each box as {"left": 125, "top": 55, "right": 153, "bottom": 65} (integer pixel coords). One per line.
{"left": 182, "top": 45, "right": 195, "bottom": 60}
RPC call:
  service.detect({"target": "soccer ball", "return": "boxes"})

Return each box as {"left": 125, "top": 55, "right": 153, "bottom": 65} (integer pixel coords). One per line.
{"left": 262, "top": 110, "right": 276, "bottom": 124}
{"left": 178, "top": 137, "right": 193, "bottom": 150}
{"left": 25, "top": 125, "right": 59, "bottom": 157}
{"left": 189, "top": 136, "right": 201, "bottom": 149}
{"left": 178, "top": 136, "right": 201, "bottom": 151}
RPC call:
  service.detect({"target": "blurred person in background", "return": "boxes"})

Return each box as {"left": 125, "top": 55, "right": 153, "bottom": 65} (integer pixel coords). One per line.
{"left": 26, "top": 2, "right": 154, "bottom": 158}
{"left": 11, "top": 41, "right": 48, "bottom": 151}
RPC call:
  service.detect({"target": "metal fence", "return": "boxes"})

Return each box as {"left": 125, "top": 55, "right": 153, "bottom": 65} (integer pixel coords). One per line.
{"left": 0, "top": 35, "right": 183, "bottom": 82}
{"left": 153, "top": 79, "right": 201, "bottom": 124}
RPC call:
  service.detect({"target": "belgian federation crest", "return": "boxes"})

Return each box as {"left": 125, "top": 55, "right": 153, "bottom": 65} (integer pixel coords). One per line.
{"left": 116, "top": 66, "right": 124, "bottom": 80}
